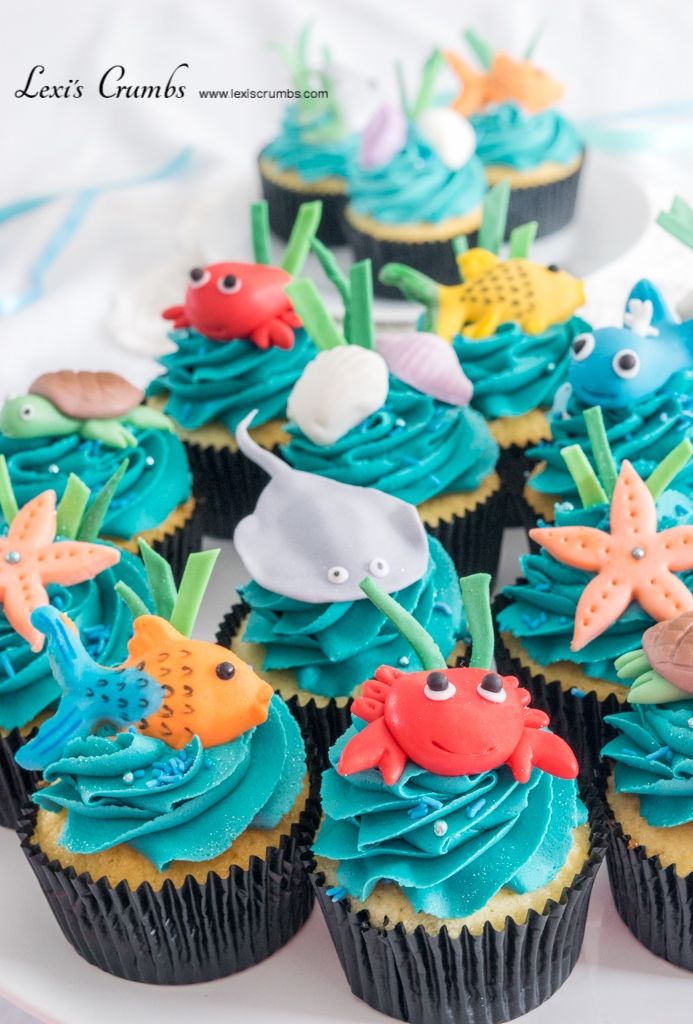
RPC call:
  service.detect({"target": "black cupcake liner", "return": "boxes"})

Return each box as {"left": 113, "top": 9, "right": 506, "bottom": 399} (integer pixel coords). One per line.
{"left": 307, "top": 792, "right": 607, "bottom": 1024}
{"left": 423, "top": 483, "right": 505, "bottom": 580}
{"left": 183, "top": 439, "right": 276, "bottom": 539}
{"left": 147, "top": 498, "right": 204, "bottom": 584}
{"left": 604, "top": 796, "right": 693, "bottom": 971}
{"left": 500, "top": 157, "right": 585, "bottom": 239}
{"left": 259, "top": 160, "right": 348, "bottom": 246}
{"left": 496, "top": 442, "right": 536, "bottom": 529}
{"left": 16, "top": 767, "right": 321, "bottom": 984}
{"left": 0, "top": 728, "right": 39, "bottom": 830}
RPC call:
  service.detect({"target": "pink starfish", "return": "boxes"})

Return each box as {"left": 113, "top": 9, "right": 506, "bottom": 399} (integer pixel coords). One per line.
{"left": 0, "top": 491, "right": 121, "bottom": 652}
{"left": 529, "top": 460, "right": 693, "bottom": 651}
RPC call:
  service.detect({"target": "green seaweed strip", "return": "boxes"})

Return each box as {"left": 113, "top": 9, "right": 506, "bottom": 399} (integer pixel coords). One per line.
{"left": 478, "top": 181, "right": 511, "bottom": 255}
{"left": 459, "top": 573, "right": 494, "bottom": 670}
{"left": 77, "top": 461, "right": 128, "bottom": 542}
{"left": 251, "top": 201, "right": 272, "bottom": 265}
{"left": 0, "top": 456, "right": 19, "bottom": 525}
{"left": 311, "top": 237, "right": 352, "bottom": 340}
{"left": 115, "top": 581, "right": 150, "bottom": 620}
{"left": 523, "top": 22, "right": 546, "bottom": 60}
{"left": 281, "top": 200, "right": 323, "bottom": 276}
{"left": 656, "top": 195, "right": 693, "bottom": 250}
{"left": 360, "top": 577, "right": 446, "bottom": 670}
{"left": 463, "top": 28, "right": 494, "bottom": 70}
{"left": 412, "top": 50, "right": 445, "bottom": 117}
{"left": 138, "top": 539, "right": 177, "bottom": 620}
{"left": 584, "top": 406, "right": 617, "bottom": 497}
{"left": 645, "top": 437, "right": 693, "bottom": 499}
{"left": 395, "top": 61, "right": 411, "bottom": 117}
{"left": 509, "top": 221, "right": 538, "bottom": 258}
{"left": 170, "top": 548, "right": 220, "bottom": 637}
{"left": 560, "top": 445, "right": 607, "bottom": 507}
{"left": 285, "top": 279, "right": 346, "bottom": 349}
{"left": 348, "top": 260, "right": 375, "bottom": 349}
{"left": 56, "top": 475, "right": 91, "bottom": 540}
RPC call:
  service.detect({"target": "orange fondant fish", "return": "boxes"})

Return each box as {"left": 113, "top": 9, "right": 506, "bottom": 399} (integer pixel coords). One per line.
{"left": 444, "top": 51, "right": 563, "bottom": 116}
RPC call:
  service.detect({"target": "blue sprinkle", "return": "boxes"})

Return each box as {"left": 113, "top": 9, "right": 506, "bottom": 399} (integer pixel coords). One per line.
{"left": 133, "top": 769, "right": 145, "bottom": 778}
{"left": 433, "top": 602, "right": 452, "bottom": 616}
{"left": 535, "top": 582, "right": 550, "bottom": 592}
{"left": 145, "top": 779, "right": 159, "bottom": 789}
{"left": 326, "top": 886, "right": 348, "bottom": 903}
{"left": 645, "top": 746, "right": 673, "bottom": 762}
{"left": 430, "top": 474, "right": 441, "bottom": 486}
{"left": 51, "top": 594, "right": 66, "bottom": 611}
{"left": 570, "top": 687, "right": 586, "bottom": 698}
{"left": 408, "top": 801, "right": 430, "bottom": 820}
{"left": 0, "top": 652, "right": 16, "bottom": 678}
{"left": 466, "top": 798, "right": 486, "bottom": 819}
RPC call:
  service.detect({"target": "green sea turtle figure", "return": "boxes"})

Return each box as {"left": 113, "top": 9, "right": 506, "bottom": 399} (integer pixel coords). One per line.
{"left": 0, "top": 370, "right": 173, "bottom": 449}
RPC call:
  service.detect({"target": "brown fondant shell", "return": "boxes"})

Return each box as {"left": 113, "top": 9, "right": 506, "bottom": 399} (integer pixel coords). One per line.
{"left": 29, "top": 371, "right": 144, "bottom": 420}
{"left": 642, "top": 611, "right": 693, "bottom": 692}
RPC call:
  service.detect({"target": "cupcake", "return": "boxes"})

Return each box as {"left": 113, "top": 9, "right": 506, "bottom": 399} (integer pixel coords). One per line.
{"left": 146, "top": 199, "right": 321, "bottom": 537}
{"left": 280, "top": 259, "right": 503, "bottom": 576}
{"left": 258, "top": 25, "right": 357, "bottom": 244}
{"left": 444, "top": 28, "right": 585, "bottom": 236}
{"left": 343, "top": 51, "right": 487, "bottom": 296}
{"left": 16, "top": 545, "right": 317, "bottom": 984}
{"left": 525, "top": 279, "right": 693, "bottom": 526}
{"left": 311, "top": 572, "right": 605, "bottom": 1024}
{"left": 495, "top": 415, "right": 693, "bottom": 777}
{"left": 0, "top": 465, "right": 151, "bottom": 828}
{"left": 0, "top": 370, "right": 199, "bottom": 581}
{"left": 218, "top": 412, "right": 468, "bottom": 766}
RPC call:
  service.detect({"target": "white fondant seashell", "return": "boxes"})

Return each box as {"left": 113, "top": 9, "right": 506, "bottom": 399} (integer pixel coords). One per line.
{"left": 287, "top": 346, "right": 389, "bottom": 446}
{"left": 416, "top": 108, "right": 476, "bottom": 170}
{"left": 375, "top": 332, "right": 473, "bottom": 407}
{"left": 360, "top": 102, "right": 408, "bottom": 169}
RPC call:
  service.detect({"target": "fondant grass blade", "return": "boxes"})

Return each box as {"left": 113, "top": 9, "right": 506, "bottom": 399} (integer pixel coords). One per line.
{"left": 459, "top": 573, "right": 494, "bottom": 670}
{"left": 452, "top": 235, "right": 469, "bottom": 280}
{"left": 645, "top": 437, "right": 693, "bottom": 499}
{"left": 378, "top": 264, "right": 439, "bottom": 331}
{"left": 311, "top": 238, "right": 352, "bottom": 341}
{"left": 478, "top": 181, "right": 511, "bottom": 255}
{"left": 170, "top": 548, "right": 220, "bottom": 637}
{"left": 560, "top": 445, "right": 607, "bottom": 507}
{"left": 509, "top": 221, "right": 538, "bottom": 259}
{"left": 584, "top": 406, "right": 617, "bottom": 497}
{"left": 395, "top": 61, "right": 411, "bottom": 118}
{"left": 0, "top": 455, "right": 18, "bottom": 525}
{"left": 348, "top": 260, "right": 375, "bottom": 349}
{"left": 56, "top": 475, "right": 91, "bottom": 540}
{"left": 411, "top": 49, "right": 445, "bottom": 118}
{"left": 77, "top": 461, "right": 128, "bottom": 542}
{"left": 463, "top": 27, "right": 494, "bottom": 69}
{"left": 251, "top": 201, "right": 272, "bottom": 265}
{"left": 138, "top": 539, "right": 177, "bottom": 620}
{"left": 281, "top": 200, "right": 323, "bottom": 276}
{"left": 656, "top": 195, "right": 693, "bottom": 251}
{"left": 523, "top": 22, "right": 546, "bottom": 60}
{"left": 115, "top": 581, "right": 150, "bottom": 620}
{"left": 285, "top": 279, "right": 346, "bottom": 349}
{"left": 360, "top": 577, "right": 447, "bottom": 670}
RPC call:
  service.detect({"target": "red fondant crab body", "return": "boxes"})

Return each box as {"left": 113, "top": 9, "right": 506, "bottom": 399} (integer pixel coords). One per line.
{"left": 162, "top": 262, "right": 301, "bottom": 349}
{"left": 339, "top": 665, "right": 578, "bottom": 785}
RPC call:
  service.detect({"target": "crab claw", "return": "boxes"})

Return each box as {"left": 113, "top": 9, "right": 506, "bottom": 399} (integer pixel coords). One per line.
{"left": 162, "top": 305, "right": 187, "bottom": 326}
{"left": 338, "top": 717, "right": 407, "bottom": 785}
{"left": 507, "top": 729, "right": 579, "bottom": 784}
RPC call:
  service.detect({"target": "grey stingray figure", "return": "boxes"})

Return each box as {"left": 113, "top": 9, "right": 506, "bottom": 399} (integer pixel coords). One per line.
{"left": 234, "top": 410, "right": 430, "bottom": 603}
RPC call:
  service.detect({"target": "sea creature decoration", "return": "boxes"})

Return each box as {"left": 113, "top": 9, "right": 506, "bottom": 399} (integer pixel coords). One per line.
{"left": 0, "top": 370, "right": 172, "bottom": 449}
{"left": 162, "top": 199, "right": 322, "bottom": 349}
{"left": 616, "top": 610, "right": 693, "bottom": 704}
{"left": 233, "top": 410, "right": 429, "bottom": 603}
{"left": 338, "top": 572, "right": 578, "bottom": 785}
{"left": 569, "top": 279, "right": 693, "bottom": 408}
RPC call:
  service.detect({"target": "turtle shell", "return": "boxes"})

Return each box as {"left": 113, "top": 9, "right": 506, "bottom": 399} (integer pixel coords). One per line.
{"left": 642, "top": 610, "right": 693, "bottom": 693}
{"left": 30, "top": 371, "right": 144, "bottom": 421}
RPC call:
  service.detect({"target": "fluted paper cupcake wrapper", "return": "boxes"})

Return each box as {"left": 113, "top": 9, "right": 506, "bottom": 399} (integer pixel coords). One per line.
{"left": 0, "top": 728, "right": 39, "bottom": 830}
{"left": 307, "top": 797, "right": 607, "bottom": 1024}
{"left": 184, "top": 439, "right": 274, "bottom": 539}
{"left": 259, "top": 164, "right": 348, "bottom": 246}
{"left": 495, "top": 442, "right": 535, "bottom": 529}
{"left": 423, "top": 485, "right": 505, "bottom": 580}
{"left": 500, "top": 158, "right": 584, "bottom": 239}
{"left": 147, "top": 499, "right": 204, "bottom": 584}
{"left": 16, "top": 774, "right": 321, "bottom": 984}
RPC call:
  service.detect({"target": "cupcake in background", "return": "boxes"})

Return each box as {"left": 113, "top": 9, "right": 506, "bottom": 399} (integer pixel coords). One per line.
{"left": 259, "top": 24, "right": 358, "bottom": 245}
{"left": 344, "top": 50, "right": 487, "bottom": 296}
{"left": 16, "top": 545, "right": 316, "bottom": 984}
{"left": 445, "top": 27, "right": 584, "bottom": 237}
{"left": 311, "top": 572, "right": 605, "bottom": 1024}
{"left": 280, "top": 255, "right": 503, "bottom": 577}
{"left": 146, "top": 199, "right": 321, "bottom": 537}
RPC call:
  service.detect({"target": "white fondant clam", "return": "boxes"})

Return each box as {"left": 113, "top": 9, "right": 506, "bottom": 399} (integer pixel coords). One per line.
{"left": 375, "top": 332, "right": 473, "bottom": 407}
{"left": 416, "top": 108, "right": 476, "bottom": 170}
{"left": 287, "top": 346, "right": 389, "bottom": 446}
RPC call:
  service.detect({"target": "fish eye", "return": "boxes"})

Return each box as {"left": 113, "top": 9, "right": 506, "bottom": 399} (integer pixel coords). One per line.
{"left": 20, "top": 403, "right": 34, "bottom": 420}
{"left": 424, "top": 670, "right": 456, "bottom": 702}
{"left": 327, "top": 565, "right": 349, "bottom": 584}
{"left": 571, "top": 333, "right": 594, "bottom": 362}
{"left": 217, "top": 273, "right": 242, "bottom": 295}
{"left": 368, "top": 556, "right": 390, "bottom": 578}
{"left": 189, "top": 267, "right": 210, "bottom": 288}
{"left": 547, "top": 263, "right": 560, "bottom": 272}
{"left": 612, "top": 349, "right": 640, "bottom": 379}
{"left": 215, "top": 661, "right": 236, "bottom": 680}
{"left": 477, "top": 672, "right": 507, "bottom": 703}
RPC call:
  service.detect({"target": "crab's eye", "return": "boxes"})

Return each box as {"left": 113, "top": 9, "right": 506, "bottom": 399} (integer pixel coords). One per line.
{"left": 20, "top": 404, "right": 34, "bottom": 420}
{"left": 215, "top": 661, "right": 236, "bottom": 680}
{"left": 368, "top": 557, "right": 390, "bottom": 578}
{"left": 477, "top": 672, "right": 507, "bottom": 703}
{"left": 189, "top": 267, "right": 210, "bottom": 288}
{"left": 571, "top": 333, "right": 594, "bottom": 361}
{"left": 218, "top": 274, "right": 242, "bottom": 295}
{"left": 547, "top": 263, "right": 560, "bottom": 272}
{"left": 327, "top": 565, "right": 349, "bottom": 584}
{"left": 424, "top": 670, "right": 457, "bottom": 702}
{"left": 612, "top": 349, "right": 640, "bottom": 379}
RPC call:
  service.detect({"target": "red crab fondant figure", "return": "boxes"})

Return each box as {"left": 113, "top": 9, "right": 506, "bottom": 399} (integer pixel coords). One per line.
{"left": 339, "top": 665, "right": 578, "bottom": 785}
{"left": 163, "top": 262, "right": 302, "bottom": 350}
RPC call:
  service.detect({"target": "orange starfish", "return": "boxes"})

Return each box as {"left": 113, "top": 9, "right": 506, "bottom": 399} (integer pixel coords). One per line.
{"left": 0, "top": 490, "right": 121, "bottom": 652}
{"left": 529, "top": 461, "right": 693, "bottom": 652}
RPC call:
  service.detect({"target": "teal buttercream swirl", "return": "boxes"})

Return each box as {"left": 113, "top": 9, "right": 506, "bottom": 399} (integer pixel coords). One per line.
{"left": 0, "top": 550, "right": 150, "bottom": 732}
{"left": 239, "top": 537, "right": 464, "bottom": 699}
{"left": 147, "top": 328, "right": 315, "bottom": 431}
{"left": 281, "top": 377, "right": 498, "bottom": 504}
{"left": 471, "top": 102, "right": 583, "bottom": 169}
{"left": 603, "top": 701, "right": 693, "bottom": 827}
{"left": 314, "top": 724, "right": 586, "bottom": 917}
{"left": 347, "top": 125, "right": 486, "bottom": 225}
{"left": 529, "top": 371, "right": 693, "bottom": 500}
{"left": 32, "top": 695, "right": 305, "bottom": 870}
{"left": 0, "top": 429, "right": 191, "bottom": 540}
{"left": 497, "top": 490, "right": 693, "bottom": 684}
{"left": 262, "top": 104, "right": 357, "bottom": 181}
{"left": 454, "top": 316, "right": 590, "bottom": 421}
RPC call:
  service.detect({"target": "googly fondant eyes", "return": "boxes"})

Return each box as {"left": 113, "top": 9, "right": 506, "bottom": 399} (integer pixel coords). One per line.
{"left": 215, "top": 661, "right": 236, "bottom": 680}
{"left": 189, "top": 267, "right": 210, "bottom": 288}
{"left": 368, "top": 557, "right": 390, "bottom": 578}
{"left": 20, "top": 404, "right": 34, "bottom": 420}
{"left": 477, "top": 672, "right": 506, "bottom": 703}
{"left": 612, "top": 349, "right": 640, "bottom": 379}
{"left": 217, "top": 273, "right": 242, "bottom": 295}
{"left": 327, "top": 566, "right": 349, "bottom": 584}
{"left": 571, "top": 333, "right": 594, "bottom": 361}
{"left": 424, "top": 670, "right": 456, "bottom": 701}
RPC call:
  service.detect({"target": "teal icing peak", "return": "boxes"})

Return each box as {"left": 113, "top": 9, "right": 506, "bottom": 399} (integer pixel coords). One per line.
{"left": 314, "top": 724, "right": 586, "bottom": 917}
{"left": 33, "top": 695, "right": 305, "bottom": 870}
{"left": 262, "top": 104, "right": 357, "bottom": 182}
{"left": 471, "top": 102, "right": 583, "bottom": 170}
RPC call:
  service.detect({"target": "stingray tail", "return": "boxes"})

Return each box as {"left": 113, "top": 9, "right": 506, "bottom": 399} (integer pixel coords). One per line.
{"left": 15, "top": 700, "right": 86, "bottom": 771}
{"left": 236, "top": 411, "right": 291, "bottom": 477}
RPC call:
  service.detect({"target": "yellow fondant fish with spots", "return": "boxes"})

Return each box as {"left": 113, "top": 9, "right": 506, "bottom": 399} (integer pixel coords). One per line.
{"left": 380, "top": 249, "right": 585, "bottom": 342}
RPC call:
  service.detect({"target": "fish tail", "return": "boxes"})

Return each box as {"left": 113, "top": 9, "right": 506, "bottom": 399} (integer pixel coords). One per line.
{"left": 15, "top": 704, "right": 84, "bottom": 771}
{"left": 30, "top": 606, "right": 82, "bottom": 683}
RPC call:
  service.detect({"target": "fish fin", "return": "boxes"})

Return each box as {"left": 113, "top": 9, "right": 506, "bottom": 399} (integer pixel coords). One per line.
{"left": 626, "top": 280, "right": 673, "bottom": 328}
{"left": 520, "top": 311, "right": 550, "bottom": 335}
{"left": 125, "top": 614, "right": 176, "bottom": 664}
{"left": 627, "top": 671, "right": 686, "bottom": 704}
{"left": 338, "top": 717, "right": 406, "bottom": 785}
{"left": 463, "top": 309, "right": 503, "bottom": 340}
{"left": 435, "top": 289, "right": 466, "bottom": 342}
{"left": 16, "top": 701, "right": 85, "bottom": 771}
{"left": 457, "top": 248, "right": 499, "bottom": 281}
{"left": 443, "top": 51, "right": 485, "bottom": 116}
